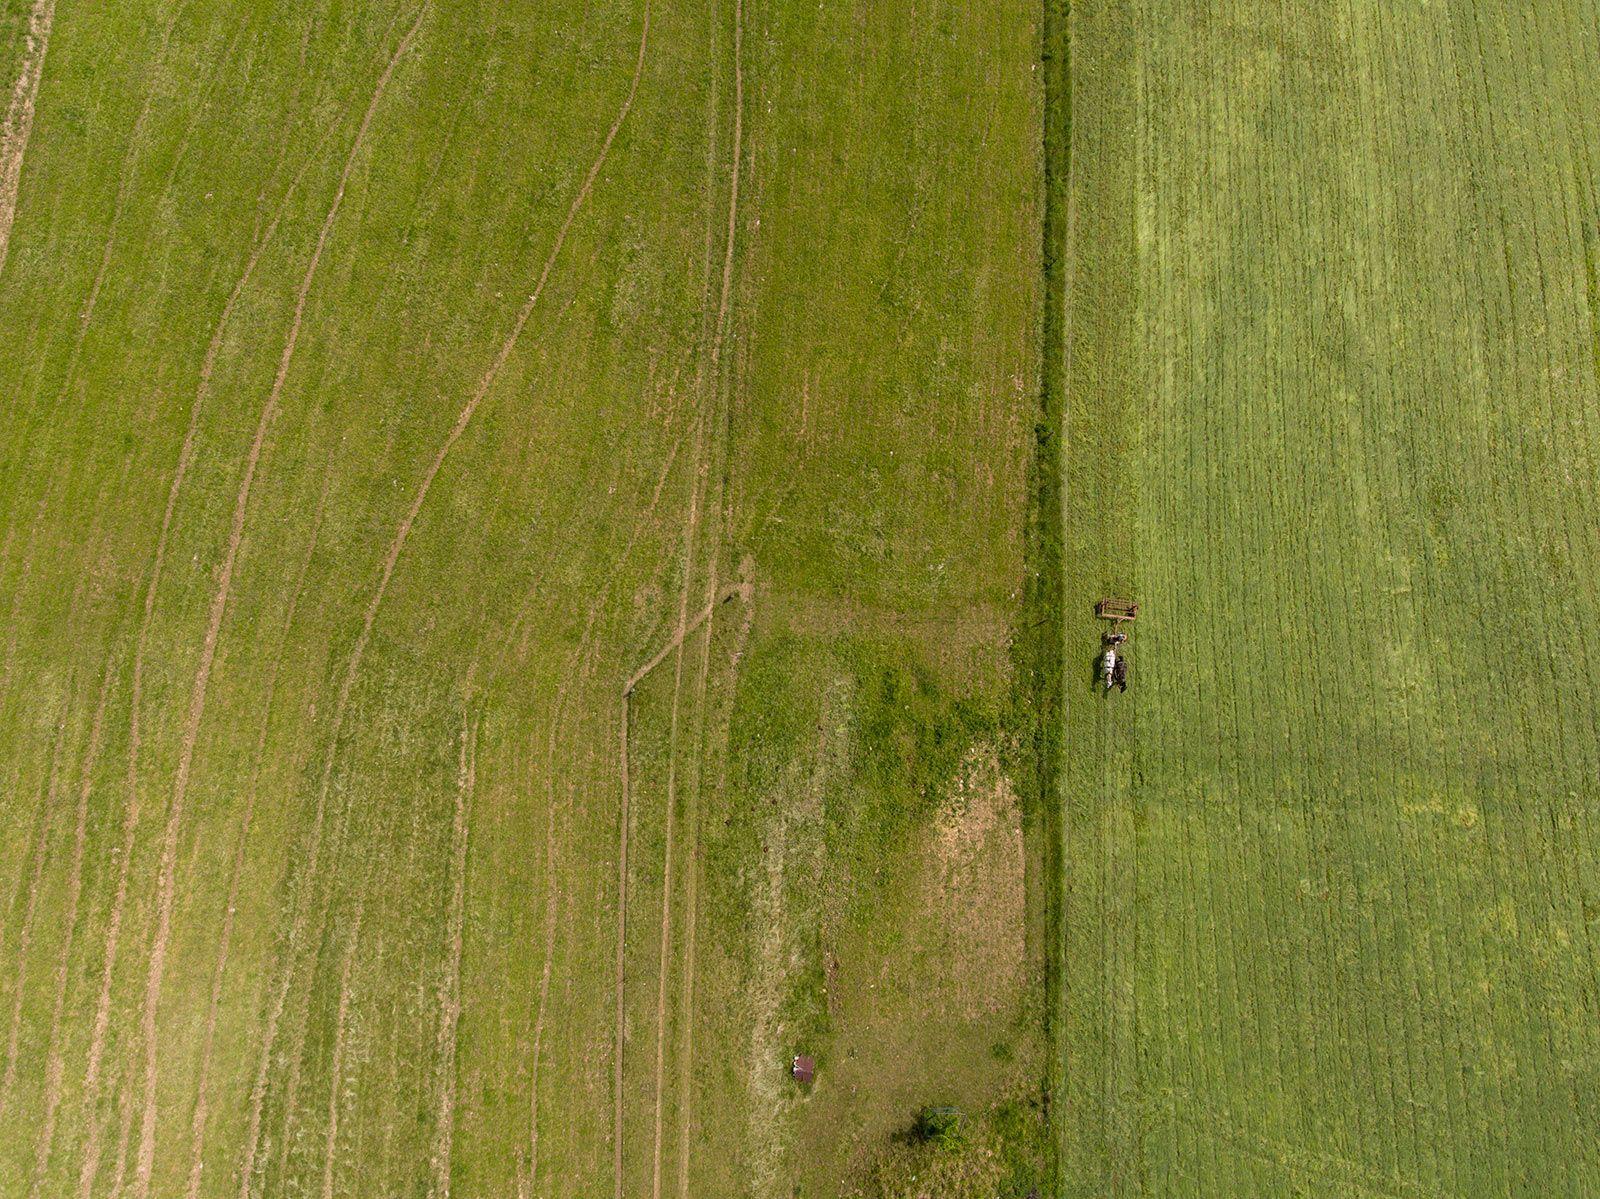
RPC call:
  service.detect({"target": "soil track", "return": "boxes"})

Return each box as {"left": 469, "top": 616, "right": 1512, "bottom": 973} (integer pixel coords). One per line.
{"left": 72, "top": 36, "right": 338, "bottom": 1199}
{"left": 57, "top": 30, "right": 196, "bottom": 1166}
{"left": 0, "top": 0, "right": 54, "bottom": 282}
{"left": 614, "top": 0, "right": 746, "bottom": 1186}
{"left": 317, "top": 898, "right": 365, "bottom": 1199}
{"left": 526, "top": 446, "right": 677, "bottom": 1193}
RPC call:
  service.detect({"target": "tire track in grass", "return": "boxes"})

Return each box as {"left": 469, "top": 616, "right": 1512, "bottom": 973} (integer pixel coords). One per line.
{"left": 671, "top": 0, "right": 745, "bottom": 1182}
{"left": 619, "top": 573, "right": 742, "bottom": 1199}
{"left": 609, "top": 8, "right": 728, "bottom": 1176}
{"left": 73, "top": 63, "right": 338, "bottom": 1199}
{"left": 675, "top": 570, "right": 750, "bottom": 1199}
{"left": 26, "top": 656, "right": 115, "bottom": 1196}
{"left": 526, "top": 433, "right": 682, "bottom": 1198}
{"left": 129, "top": 8, "right": 430, "bottom": 1192}
{"left": 0, "top": 0, "right": 54, "bottom": 283}
{"left": 240, "top": 9, "right": 654, "bottom": 1192}
{"left": 428, "top": 715, "right": 475, "bottom": 1199}
{"left": 33, "top": 4, "right": 185, "bottom": 447}
{"left": 0, "top": 699, "right": 69, "bottom": 1124}
{"left": 316, "top": 895, "right": 366, "bottom": 1199}
{"left": 182, "top": 460, "right": 332, "bottom": 1199}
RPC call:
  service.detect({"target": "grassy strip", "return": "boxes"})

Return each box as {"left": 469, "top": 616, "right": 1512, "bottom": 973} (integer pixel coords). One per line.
{"left": 1008, "top": 0, "right": 1068, "bottom": 1193}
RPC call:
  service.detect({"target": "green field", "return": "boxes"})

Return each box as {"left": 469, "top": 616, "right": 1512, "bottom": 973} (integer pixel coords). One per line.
{"left": 1060, "top": 2, "right": 1600, "bottom": 1196}
{"left": 0, "top": 0, "right": 1045, "bottom": 1196}
{"left": 3, "top": 1, "right": 1599, "bottom": 1197}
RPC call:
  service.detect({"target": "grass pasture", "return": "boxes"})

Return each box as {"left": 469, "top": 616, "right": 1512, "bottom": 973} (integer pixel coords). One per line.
{"left": 0, "top": 1, "right": 1044, "bottom": 1197}
{"left": 6, "top": 0, "right": 1600, "bottom": 1197}
{"left": 1061, "top": 2, "right": 1600, "bottom": 1196}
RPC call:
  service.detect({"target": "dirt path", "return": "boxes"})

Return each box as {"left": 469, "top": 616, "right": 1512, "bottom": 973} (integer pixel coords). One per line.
{"left": 128, "top": 12, "right": 430, "bottom": 1196}
{"left": 676, "top": 569, "right": 752, "bottom": 1199}
{"left": 613, "top": 694, "right": 633, "bottom": 1199}
{"left": 182, "top": 462, "right": 330, "bottom": 1199}
{"left": 617, "top": 575, "right": 746, "bottom": 1199}
{"left": 428, "top": 717, "right": 475, "bottom": 1199}
{"left": 622, "top": 0, "right": 747, "bottom": 1176}
{"left": 49, "top": 28, "right": 190, "bottom": 1167}
{"left": 523, "top": 432, "right": 683, "bottom": 1198}
{"left": 0, "top": 0, "right": 54, "bottom": 282}
{"left": 220, "top": 14, "right": 435, "bottom": 1197}
{"left": 660, "top": 1, "right": 746, "bottom": 1189}
{"left": 27, "top": 659, "right": 114, "bottom": 1198}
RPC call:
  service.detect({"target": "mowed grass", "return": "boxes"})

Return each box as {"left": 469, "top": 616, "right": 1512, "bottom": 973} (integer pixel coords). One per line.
{"left": 1061, "top": 2, "right": 1600, "bottom": 1196}
{"left": 0, "top": 2, "right": 1044, "bottom": 1199}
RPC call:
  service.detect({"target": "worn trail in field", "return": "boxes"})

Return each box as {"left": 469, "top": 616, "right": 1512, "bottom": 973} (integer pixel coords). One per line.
{"left": 0, "top": 0, "right": 53, "bottom": 281}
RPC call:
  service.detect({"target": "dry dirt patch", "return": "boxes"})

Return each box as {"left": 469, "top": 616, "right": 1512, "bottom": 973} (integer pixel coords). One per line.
{"left": 928, "top": 745, "right": 1026, "bottom": 1021}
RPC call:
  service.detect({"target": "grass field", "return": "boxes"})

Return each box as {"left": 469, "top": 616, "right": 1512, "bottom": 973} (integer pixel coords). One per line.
{"left": 4, "top": 1, "right": 1600, "bottom": 1197}
{"left": 0, "top": 1, "right": 1046, "bottom": 1197}
{"left": 1060, "top": 2, "right": 1600, "bottom": 1196}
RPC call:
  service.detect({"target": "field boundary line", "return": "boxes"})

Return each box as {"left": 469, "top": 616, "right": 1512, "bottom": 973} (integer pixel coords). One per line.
{"left": 0, "top": 0, "right": 54, "bottom": 282}
{"left": 129, "top": 9, "right": 431, "bottom": 1194}
{"left": 27, "top": 657, "right": 115, "bottom": 1197}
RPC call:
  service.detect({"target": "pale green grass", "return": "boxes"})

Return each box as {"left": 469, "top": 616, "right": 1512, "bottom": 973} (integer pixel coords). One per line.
{"left": 1060, "top": 3, "right": 1600, "bottom": 1196}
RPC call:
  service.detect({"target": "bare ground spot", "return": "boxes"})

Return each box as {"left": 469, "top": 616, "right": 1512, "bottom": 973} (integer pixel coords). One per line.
{"left": 929, "top": 746, "right": 1025, "bottom": 1020}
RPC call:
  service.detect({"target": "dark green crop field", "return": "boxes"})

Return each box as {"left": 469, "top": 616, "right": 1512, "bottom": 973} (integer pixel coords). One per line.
{"left": 3, "top": 1, "right": 1599, "bottom": 1197}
